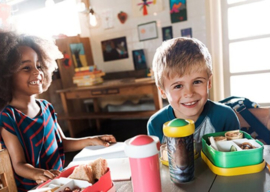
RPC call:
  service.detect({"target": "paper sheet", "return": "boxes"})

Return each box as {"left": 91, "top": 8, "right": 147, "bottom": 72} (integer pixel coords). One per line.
{"left": 67, "top": 142, "right": 131, "bottom": 181}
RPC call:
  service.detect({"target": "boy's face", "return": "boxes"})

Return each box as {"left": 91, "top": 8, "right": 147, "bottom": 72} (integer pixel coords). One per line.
{"left": 159, "top": 70, "right": 212, "bottom": 122}
{"left": 12, "top": 46, "right": 45, "bottom": 97}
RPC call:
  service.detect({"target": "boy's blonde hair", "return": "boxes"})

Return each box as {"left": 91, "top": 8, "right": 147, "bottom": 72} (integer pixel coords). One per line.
{"left": 152, "top": 37, "right": 212, "bottom": 89}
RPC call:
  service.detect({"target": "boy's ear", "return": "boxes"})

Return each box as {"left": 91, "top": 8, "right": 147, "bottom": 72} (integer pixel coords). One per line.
{"left": 208, "top": 75, "right": 213, "bottom": 89}
{"left": 158, "top": 87, "right": 167, "bottom": 99}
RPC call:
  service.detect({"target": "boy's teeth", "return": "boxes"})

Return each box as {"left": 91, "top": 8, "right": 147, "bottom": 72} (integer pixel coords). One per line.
{"left": 185, "top": 101, "right": 196, "bottom": 105}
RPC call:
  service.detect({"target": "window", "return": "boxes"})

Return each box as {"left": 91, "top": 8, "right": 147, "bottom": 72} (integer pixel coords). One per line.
{"left": 11, "top": 0, "right": 81, "bottom": 38}
{"left": 221, "top": 0, "right": 270, "bottom": 106}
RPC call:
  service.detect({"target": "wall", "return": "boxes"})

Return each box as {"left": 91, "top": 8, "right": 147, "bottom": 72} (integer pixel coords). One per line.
{"left": 80, "top": 0, "right": 207, "bottom": 73}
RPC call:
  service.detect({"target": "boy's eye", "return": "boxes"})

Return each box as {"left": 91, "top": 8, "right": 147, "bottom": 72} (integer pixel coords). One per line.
{"left": 193, "top": 80, "right": 203, "bottom": 85}
{"left": 174, "top": 84, "right": 183, "bottom": 89}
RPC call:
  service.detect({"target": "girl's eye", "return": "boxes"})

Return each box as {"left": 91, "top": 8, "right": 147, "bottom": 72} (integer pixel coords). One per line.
{"left": 37, "top": 65, "right": 43, "bottom": 70}
{"left": 22, "top": 66, "right": 30, "bottom": 70}
{"left": 174, "top": 84, "right": 183, "bottom": 89}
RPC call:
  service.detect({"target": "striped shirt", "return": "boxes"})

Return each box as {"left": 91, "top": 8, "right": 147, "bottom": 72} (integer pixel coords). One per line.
{"left": 0, "top": 99, "right": 65, "bottom": 192}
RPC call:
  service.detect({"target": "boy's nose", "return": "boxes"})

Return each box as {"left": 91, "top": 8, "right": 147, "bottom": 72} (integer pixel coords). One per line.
{"left": 183, "top": 87, "right": 194, "bottom": 98}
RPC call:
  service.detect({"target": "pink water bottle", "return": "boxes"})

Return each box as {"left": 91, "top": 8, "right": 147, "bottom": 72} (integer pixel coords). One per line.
{"left": 124, "top": 135, "right": 161, "bottom": 192}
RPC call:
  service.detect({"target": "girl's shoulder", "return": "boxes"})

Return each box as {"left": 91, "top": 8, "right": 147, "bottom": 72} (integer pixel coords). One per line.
{"left": 0, "top": 105, "right": 16, "bottom": 117}
{"left": 36, "top": 99, "right": 53, "bottom": 108}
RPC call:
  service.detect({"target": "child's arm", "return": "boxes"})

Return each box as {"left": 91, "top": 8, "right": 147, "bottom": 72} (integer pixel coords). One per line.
{"left": 0, "top": 128, "right": 60, "bottom": 184}
{"left": 57, "top": 124, "right": 116, "bottom": 152}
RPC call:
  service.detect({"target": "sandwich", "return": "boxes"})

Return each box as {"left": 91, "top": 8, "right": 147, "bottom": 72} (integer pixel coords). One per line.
{"left": 88, "top": 158, "right": 108, "bottom": 180}
{"left": 68, "top": 164, "right": 94, "bottom": 183}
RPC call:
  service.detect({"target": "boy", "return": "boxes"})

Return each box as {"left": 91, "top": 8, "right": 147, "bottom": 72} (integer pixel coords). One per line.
{"left": 147, "top": 37, "right": 240, "bottom": 150}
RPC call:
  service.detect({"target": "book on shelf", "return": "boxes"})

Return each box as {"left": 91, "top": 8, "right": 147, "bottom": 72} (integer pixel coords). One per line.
{"left": 73, "top": 77, "right": 103, "bottom": 84}
{"left": 74, "top": 65, "right": 96, "bottom": 72}
{"left": 75, "top": 78, "right": 104, "bottom": 87}
{"left": 73, "top": 72, "right": 105, "bottom": 80}
{"left": 74, "top": 70, "right": 103, "bottom": 76}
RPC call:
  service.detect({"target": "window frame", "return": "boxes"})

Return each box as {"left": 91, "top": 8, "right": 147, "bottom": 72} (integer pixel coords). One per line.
{"left": 220, "top": 0, "right": 270, "bottom": 107}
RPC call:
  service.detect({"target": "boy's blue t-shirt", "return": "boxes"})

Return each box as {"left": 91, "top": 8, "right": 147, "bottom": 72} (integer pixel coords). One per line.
{"left": 147, "top": 100, "right": 240, "bottom": 149}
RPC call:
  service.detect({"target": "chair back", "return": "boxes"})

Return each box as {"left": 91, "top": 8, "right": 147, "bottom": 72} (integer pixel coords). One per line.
{"left": 0, "top": 144, "right": 17, "bottom": 192}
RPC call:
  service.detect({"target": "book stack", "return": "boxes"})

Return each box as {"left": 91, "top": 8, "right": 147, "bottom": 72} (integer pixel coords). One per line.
{"left": 73, "top": 66, "right": 105, "bottom": 87}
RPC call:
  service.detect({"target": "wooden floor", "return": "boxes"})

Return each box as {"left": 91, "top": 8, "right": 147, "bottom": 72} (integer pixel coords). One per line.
{"left": 64, "top": 118, "right": 148, "bottom": 167}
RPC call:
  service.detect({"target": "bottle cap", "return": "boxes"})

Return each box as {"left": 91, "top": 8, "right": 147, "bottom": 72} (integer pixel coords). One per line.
{"left": 124, "top": 135, "right": 160, "bottom": 158}
{"left": 163, "top": 118, "right": 195, "bottom": 137}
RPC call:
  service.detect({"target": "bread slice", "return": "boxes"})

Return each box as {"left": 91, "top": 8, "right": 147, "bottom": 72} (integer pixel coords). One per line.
{"left": 68, "top": 164, "right": 94, "bottom": 183}
{"left": 89, "top": 158, "right": 108, "bottom": 179}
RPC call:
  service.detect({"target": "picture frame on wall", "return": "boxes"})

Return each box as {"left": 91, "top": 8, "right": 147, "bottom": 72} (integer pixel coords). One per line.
{"left": 181, "top": 28, "right": 192, "bottom": 38}
{"left": 138, "top": 21, "right": 158, "bottom": 41}
{"left": 69, "top": 43, "right": 88, "bottom": 68}
{"left": 101, "top": 36, "right": 129, "bottom": 62}
{"left": 132, "top": 49, "right": 147, "bottom": 70}
{"left": 162, "top": 26, "right": 173, "bottom": 41}
{"left": 170, "top": 0, "right": 187, "bottom": 23}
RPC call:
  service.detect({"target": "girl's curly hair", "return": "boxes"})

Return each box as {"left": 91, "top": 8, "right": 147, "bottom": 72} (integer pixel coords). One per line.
{"left": 0, "top": 31, "right": 62, "bottom": 111}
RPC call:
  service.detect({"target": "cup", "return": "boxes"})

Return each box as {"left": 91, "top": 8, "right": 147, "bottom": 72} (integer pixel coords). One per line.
{"left": 124, "top": 135, "right": 161, "bottom": 192}
{"left": 163, "top": 119, "right": 195, "bottom": 183}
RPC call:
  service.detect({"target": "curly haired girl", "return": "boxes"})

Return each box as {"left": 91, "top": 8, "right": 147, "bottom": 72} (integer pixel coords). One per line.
{"left": 0, "top": 31, "right": 116, "bottom": 191}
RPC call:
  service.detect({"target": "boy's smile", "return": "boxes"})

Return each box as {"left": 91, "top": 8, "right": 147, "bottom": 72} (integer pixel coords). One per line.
{"left": 159, "top": 70, "right": 212, "bottom": 122}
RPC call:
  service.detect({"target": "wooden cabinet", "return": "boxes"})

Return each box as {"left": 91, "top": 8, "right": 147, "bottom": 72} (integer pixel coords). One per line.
{"left": 55, "top": 35, "right": 94, "bottom": 89}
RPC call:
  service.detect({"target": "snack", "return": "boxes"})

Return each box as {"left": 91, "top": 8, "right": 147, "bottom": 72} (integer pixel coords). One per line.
{"left": 230, "top": 145, "right": 237, "bottom": 152}
{"left": 213, "top": 136, "right": 227, "bottom": 142}
{"left": 238, "top": 142, "right": 257, "bottom": 150}
{"left": 225, "top": 130, "right": 243, "bottom": 140}
{"left": 47, "top": 184, "right": 61, "bottom": 192}
{"left": 88, "top": 158, "right": 108, "bottom": 180}
{"left": 68, "top": 164, "right": 94, "bottom": 183}
{"left": 62, "top": 187, "right": 82, "bottom": 192}
{"left": 68, "top": 158, "right": 108, "bottom": 183}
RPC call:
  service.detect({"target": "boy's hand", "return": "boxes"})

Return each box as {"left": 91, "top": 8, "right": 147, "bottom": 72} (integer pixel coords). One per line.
{"left": 35, "top": 169, "right": 60, "bottom": 184}
{"left": 90, "top": 135, "right": 116, "bottom": 147}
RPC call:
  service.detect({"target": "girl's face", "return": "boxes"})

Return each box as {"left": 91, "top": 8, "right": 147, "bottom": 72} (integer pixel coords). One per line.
{"left": 12, "top": 46, "right": 44, "bottom": 97}
{"left": 159, "top": 70, "right": 212, "bottom": 122}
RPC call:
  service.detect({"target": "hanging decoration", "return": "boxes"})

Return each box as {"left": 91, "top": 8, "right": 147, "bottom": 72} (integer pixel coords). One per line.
{"left": 132, "top": 0, "right": 163, "bottom": 17}
{"left": 62, "top": 51, "right": 72, "bottom": 68}
{"left": 117, "top": 11, "right": 128, "bottom": 24}
{"left": 102, "top": 9, "right": 113, "bottom": 29}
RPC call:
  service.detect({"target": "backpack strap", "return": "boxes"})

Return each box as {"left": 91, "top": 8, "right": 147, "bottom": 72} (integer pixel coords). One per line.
{"left": 234, "top": 102, "right": 270, "bottom": 144}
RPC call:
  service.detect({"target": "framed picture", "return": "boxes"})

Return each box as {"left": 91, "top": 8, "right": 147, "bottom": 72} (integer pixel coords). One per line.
{"left": 101, "top": 36, "right": 129, "bottom": 62}
{"left": 170, "top": 0, "right": 187, "bottom": 23}
{"left": 138, "top": 21, "right": 158, "bottom": 41}
{"left": 132, "top": 49, "right": 147, "bottom": 70}
{"left": 181, "top": 28, "right": 192, "bottom": 38}
{"left": 162, "top": 26, "right": 173, "bottom": 41}
{"left": 69, "top": 43, "right": 88, "bottom": 68}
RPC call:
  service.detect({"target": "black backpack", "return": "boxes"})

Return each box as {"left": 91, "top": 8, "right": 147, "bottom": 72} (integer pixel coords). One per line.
{"left": 219, "top": 96, "right": 270, "bottom": 144}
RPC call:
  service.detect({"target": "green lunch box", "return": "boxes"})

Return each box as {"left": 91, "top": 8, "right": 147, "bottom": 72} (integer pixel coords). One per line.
{"left": 202, "top": 131, "right": 264, "bottom": 168}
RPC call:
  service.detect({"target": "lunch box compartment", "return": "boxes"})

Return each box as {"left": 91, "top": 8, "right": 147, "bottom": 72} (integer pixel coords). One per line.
{"left": 202, "top": 131, "right": 264, "bottom": 168}
{"left": 38, "top": 167, "right": 115, "bottom": 192}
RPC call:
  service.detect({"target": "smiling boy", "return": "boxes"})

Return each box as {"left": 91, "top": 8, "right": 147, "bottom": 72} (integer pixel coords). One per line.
{"left": 147, "top": 37, "right": 240, "bottom": 150}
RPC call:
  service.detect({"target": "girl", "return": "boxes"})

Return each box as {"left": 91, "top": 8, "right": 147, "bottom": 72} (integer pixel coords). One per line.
{"left": 0, "top": 31, "right": 116, "bottom": 191}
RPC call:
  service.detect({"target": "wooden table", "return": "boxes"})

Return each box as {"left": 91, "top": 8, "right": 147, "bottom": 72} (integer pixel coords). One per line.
{"left": 68, "top": 144, "right": 270, "bottom": 192}
{"left": 56, "top": 78, "right": 162, "bottom": 137}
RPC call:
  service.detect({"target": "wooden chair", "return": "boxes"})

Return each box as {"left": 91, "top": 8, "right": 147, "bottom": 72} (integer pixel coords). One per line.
{"left": 0, "top": 144, "right": 17, "bottom": 192}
